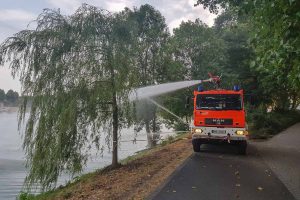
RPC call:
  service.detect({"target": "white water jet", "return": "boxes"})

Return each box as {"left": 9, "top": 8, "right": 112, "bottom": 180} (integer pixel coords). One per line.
{"left": 147, "top": 98, "right": 188, "bottom": 125}
{"left": 129, "top": 80, "right": 201, "bottom": 101}
{"left": 129, "top": 80, "right": 201, "bottom": 128}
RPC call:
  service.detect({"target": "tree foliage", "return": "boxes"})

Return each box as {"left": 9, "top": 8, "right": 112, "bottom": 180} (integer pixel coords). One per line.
{"left": 0, "top": 89, "right": 19, "bottom": 105}
{"left": 171, "top": 19, "right": 226, "bottom": 80}
{"left": 249, "top": 0, "right": 300, "bottom": 110}
{"left": 195, "top": 0, "right": 300, "bottom": 109}
{"left": 0, "top": 89, "right": 5, "bottom": 102}
{"left": 5, "top": 89, "right": 19, "bottom": 104}
{"left": 0, "top": 4, "right": 138, "bottom": 190}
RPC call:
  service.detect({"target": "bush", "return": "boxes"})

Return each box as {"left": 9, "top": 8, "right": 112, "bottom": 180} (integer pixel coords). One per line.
{"left": 247, "top": 108, "right": 300, "bottom": 139}
{"left": 173, "top": 122, "right": 189, "bottom": 132}
{"left": 18, "top": 192, "right": 35, "bottom": 200}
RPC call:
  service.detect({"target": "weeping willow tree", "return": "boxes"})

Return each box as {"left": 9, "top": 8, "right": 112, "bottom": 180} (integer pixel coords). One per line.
{"left": 0, "top": 4, "right": 138, "bottom": 190}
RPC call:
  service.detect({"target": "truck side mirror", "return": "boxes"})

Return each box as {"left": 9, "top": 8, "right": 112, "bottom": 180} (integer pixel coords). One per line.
{"left": 185, "top": 96, "right": 190, "bottom": 109}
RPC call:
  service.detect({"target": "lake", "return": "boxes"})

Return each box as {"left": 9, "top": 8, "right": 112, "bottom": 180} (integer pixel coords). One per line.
{"left": 0, "top": 112, "right": 169, "bottom": 200}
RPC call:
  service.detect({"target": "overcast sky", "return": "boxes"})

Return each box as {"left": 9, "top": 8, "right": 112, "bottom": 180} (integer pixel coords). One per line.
{"left": 0, "top": 0, "right": 216, "bottom": 92}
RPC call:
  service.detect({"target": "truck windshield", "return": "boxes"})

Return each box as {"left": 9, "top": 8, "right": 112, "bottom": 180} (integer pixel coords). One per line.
{"left": 196, "top": 94, "right": 242, "bottom": 110}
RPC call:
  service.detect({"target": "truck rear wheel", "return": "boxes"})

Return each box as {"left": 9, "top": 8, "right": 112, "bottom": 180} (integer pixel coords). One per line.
{"left": 238, "top": 141, "right": 247, "bottom": 155}
{"left": 192, "top": 139, "right": 201, "bottom": 152}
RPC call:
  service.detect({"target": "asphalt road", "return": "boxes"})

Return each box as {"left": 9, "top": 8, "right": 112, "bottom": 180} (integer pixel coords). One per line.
{"left": 151, "top": 124, "right": 300, "bottom": 200}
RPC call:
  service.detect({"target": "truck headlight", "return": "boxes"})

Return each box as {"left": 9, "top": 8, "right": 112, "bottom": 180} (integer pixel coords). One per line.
{"left": 194, "top": 128, "right": 203, "bottom": 133}
{"left": 236, "top": 130, "right": 248, "bottom": 135}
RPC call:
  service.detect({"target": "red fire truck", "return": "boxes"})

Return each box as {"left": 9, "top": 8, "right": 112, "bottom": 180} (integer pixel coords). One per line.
{"left": 190, "top": 74, "right": 248, "bottom": 154}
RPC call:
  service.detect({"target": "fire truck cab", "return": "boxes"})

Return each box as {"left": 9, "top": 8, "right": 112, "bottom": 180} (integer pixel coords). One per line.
{"left": 191, "top": 85, "right": 248, "bottom": 154}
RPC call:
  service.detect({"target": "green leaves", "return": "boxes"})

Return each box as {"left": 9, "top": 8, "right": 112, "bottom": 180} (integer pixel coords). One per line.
{"left": 0, "top": 4, "right": 141, "bottom": 191}
{"left": 170, "top": 20, "right": 226, "bottom": 80}
{"left": 196, "top": 0, "right": 300, "bottom": 110}
{"left": 289, "top": 0, "right": 296, "bottom": 5}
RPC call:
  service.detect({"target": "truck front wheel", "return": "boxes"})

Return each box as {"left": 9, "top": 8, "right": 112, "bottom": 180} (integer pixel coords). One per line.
{"left": 192, "top": 139, "right": 201, "bottom": 152}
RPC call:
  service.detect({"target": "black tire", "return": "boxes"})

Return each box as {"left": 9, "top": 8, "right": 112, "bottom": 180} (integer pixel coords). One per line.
{"left": 238, "top": 141, "right": 247, "bottom": 155}
{"left": 192, "top": 139, "right": 201, "bottom": 152}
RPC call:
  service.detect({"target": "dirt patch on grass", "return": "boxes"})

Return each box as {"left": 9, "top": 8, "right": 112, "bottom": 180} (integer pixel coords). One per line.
{"left": 43, "top": 136, "right": 193, "bottom": 200}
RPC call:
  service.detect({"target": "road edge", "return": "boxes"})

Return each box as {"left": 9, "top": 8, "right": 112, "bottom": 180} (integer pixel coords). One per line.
{"left": 146, "top": 153, "right": 194, "bottom": 200}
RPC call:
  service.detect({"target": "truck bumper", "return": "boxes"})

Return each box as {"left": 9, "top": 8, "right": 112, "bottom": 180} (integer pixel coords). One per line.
{"left": 191, "top": 126, "right": 247, "bottom": 142}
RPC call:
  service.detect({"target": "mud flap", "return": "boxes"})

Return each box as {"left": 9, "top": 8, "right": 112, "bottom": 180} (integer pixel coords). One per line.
{"left": 226, "top": 134, "right": 231, "bottom": 143}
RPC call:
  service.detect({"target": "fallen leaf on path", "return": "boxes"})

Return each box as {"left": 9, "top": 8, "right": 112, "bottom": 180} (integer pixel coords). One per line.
{"left": 235, "top": 171, "right": 240, "bottom": 175}
{"left": 192, "top": 186, "right": 197, "bottom": 189}
{"left": 257, "top": 187, "right": 263, "bottom": 191}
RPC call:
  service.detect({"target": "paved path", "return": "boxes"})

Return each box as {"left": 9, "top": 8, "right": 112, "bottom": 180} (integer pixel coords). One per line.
{"left": 253, "top": 123, "right": 300, "bottom": 199}
{"left": 150, "top": 123, "right": 300, "bottom": 200}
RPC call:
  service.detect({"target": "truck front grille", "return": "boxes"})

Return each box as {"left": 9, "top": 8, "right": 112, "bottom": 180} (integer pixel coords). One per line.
{"left": 205, "top": 118, "right": 233, "bottom": 125}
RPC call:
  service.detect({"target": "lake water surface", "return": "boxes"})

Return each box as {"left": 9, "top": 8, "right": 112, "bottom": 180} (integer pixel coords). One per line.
{"left": 0, "top": 112, "right": 167, "bottom": 200}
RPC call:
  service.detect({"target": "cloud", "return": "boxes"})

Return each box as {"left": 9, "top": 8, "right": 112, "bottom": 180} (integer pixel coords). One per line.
{"left": 0, "top": 10, "right": 36, "bottom": 92}
{"left": 161, "top": 0, "right": 217, "bottom": 29}
{"left": 0, "top": 9, "right": 37, "bottom": 43}
{"left": 47, "top": 0, "right": 81, "bottom": 13}
{"left": 47, "top": 0, "right": 135, "bottom": 14}
{"left": 105, "top": 1, "right": 130, "bottom": 12}
{"left": 169, "top": 17, "right": 187, "bottom": 31}
{"left": 0, "top": 9, "right": 36, "bottom": 22}
{"left": 46, "top": 0, "right": 216, "bottom": 30}
{"left": 132, "top": 0, "right": 217, "bottom": 32}
{"left": 0, "top": 66, "right": 20, "bottom": 93}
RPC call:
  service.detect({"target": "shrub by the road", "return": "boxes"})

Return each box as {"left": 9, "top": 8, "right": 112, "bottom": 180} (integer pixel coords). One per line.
{"left": 247, "top": 108, "right": 300, "bottom": 139}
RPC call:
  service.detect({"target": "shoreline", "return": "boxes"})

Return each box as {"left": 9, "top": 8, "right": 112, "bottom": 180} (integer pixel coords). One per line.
{"left": 0, "top": 107, "right": 19, "bottom": 113}
{"left": 21, "top": 133, "right": 192, "bottom": 200}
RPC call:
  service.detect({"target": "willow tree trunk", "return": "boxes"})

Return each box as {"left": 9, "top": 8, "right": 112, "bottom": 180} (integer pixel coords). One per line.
{"left": 109, "top": 52, "right": 119, "bottom": 168}
{"left": 151, "top": 113, "right": 158, "bottom": 147}
{"left": 145, "top": 119, "right": 153, "bottom": 148}
{"left": 112, "top": 91, "right": 119, "bottom": 167}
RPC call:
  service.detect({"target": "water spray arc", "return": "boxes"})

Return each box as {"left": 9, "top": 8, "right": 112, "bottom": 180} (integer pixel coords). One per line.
{"left": 129, "top": 80, "right": 203, "bottom": 101}
{"left": 129, "top": 78, "right": 219, "bottom": 129}
{"left": 147, "top": 98, "right": 189, "bottom": 126}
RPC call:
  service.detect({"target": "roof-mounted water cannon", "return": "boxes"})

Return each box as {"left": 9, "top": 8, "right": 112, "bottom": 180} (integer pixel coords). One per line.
{"left": 197, "top": 73, "right": 222, "bottom": 89}
{"left": 208, "top": 72, "right": 221, "bottom": 88}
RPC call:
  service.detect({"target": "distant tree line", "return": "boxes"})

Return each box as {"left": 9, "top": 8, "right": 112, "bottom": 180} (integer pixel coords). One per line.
{"left": 0, "top": 89, "right": 19, "bottom": 106}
